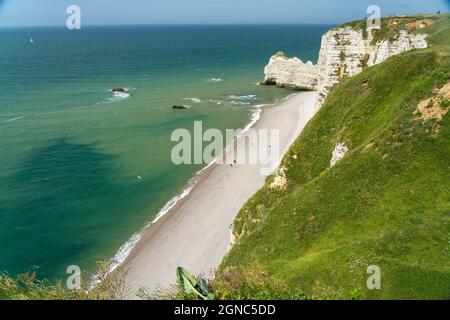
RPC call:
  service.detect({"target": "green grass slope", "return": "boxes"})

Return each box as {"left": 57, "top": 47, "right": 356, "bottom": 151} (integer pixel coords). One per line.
{"left": 217, "top": 15, "right": 450, "bottom": 300}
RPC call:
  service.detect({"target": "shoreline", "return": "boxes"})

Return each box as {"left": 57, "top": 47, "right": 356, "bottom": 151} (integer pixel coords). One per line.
{"left": 119, "top": 91, "right": 317, "bottom": 297}
{"left": 107, "top": 93, "right": 297, "bottom": 273}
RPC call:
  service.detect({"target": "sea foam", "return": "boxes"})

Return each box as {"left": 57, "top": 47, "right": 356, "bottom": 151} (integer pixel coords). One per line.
{"left": 5, "top": 116, "right": 26, "bottom": 122}
{"left": 228, "top": 94, "right": 258, "bottom": 101}
{"left": 183, "top": 97, "right": 202, "bottom": 103}
{"left": 103, "top": 88, "right": 132, "bottom": 104}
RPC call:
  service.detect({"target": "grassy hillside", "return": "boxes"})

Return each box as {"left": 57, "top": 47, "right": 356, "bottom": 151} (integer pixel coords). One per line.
{"left": 216, "top": 14, "right": 450, "bottom": 300}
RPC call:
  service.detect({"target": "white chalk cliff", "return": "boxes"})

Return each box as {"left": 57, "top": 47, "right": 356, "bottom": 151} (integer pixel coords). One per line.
{"left": 316, "top": 27, "right": 428, "bottom": 108}
{"left": 262, "top": 24, "right": 428, "bottom": 109}
{"left": 261, "top": 52, "right": 318, "bottom": 90}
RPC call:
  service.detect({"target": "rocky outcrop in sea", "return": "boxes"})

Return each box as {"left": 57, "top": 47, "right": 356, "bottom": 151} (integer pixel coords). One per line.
{"left": 261, "top": 52, "right": 318, "bottom": 91}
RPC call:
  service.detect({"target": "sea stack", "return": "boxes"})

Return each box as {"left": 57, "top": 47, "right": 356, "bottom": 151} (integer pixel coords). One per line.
{"left": 261, "top": 51, "right": 319, "bottom": 91}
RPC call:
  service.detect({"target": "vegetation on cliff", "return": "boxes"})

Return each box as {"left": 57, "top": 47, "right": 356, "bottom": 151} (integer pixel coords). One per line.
{"left": 217, "top": 14, "right": 450, "bottom": 299}
{"left": 340, "top": 14, "right": 437, "bottom": 43}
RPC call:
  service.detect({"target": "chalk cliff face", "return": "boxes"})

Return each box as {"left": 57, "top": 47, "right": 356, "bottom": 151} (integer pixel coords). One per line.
{"left": 261, "top": 52, "right": 318, "bottom": 90}
{"left": 316, "top": 27, "right": 428, "bottom": 108}
{"left": 330, "top": 142, "right": 348, "bottom": 167}
{"left": 262, "top": 25, "right": 428, "bottom": 109}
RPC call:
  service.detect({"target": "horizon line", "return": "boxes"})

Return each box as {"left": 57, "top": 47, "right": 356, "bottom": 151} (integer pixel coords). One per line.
{"left": 0, "top": 22, "right": 339, "bottom": 29}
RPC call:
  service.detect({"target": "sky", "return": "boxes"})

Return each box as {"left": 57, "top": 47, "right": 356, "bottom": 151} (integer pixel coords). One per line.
{"left": 0, "top": 0, "right": 449, "bottom": 27}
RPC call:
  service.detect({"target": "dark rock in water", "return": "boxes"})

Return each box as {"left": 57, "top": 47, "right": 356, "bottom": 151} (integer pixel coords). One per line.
{"left": 259, "top": 79, "right": 277, "bottom": 86}
{"left": 112, "top": 87, "right": 126, "bottom": 93}
{"left": 173, "top": 105, "right": 188, "bottom": 110}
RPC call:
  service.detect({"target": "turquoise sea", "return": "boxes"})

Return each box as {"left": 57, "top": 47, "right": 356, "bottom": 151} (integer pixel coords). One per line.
{"left": 0, "top": 25, "right": 328, "bottom": 279}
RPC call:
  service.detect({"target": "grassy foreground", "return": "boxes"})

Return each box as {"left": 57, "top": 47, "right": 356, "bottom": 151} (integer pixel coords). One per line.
{"left": 216, "top": 14, "right": 450, "bottom": 300}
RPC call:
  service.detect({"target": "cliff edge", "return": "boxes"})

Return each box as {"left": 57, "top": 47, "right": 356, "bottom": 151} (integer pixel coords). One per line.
{"left": 262, "top": 16, "right": 433, "bottom": 109}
